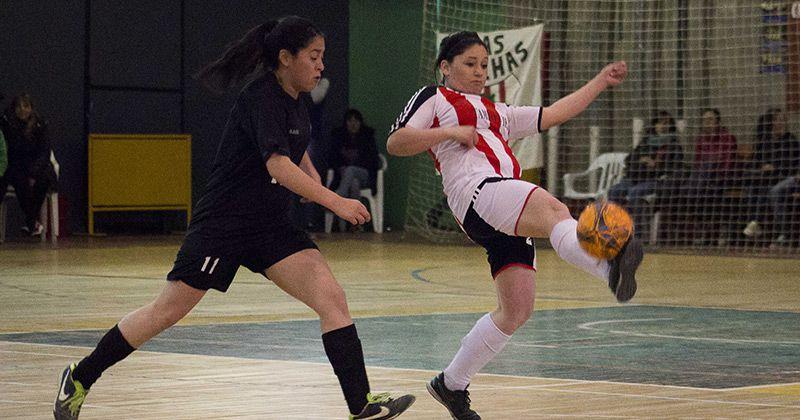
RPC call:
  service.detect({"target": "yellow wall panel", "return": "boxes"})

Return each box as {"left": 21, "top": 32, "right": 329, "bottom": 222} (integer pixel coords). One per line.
{"left": 88, "top": 134, "right": 191, "bottom": 234}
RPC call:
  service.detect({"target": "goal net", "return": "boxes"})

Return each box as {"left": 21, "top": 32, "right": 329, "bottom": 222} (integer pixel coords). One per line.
{"left": 405, "top": 0, "right": 800, "bottom": 253}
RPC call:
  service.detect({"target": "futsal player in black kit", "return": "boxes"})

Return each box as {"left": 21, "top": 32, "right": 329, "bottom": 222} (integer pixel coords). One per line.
{"left": 54, "top": 16, "right": 414, "bottom": 420}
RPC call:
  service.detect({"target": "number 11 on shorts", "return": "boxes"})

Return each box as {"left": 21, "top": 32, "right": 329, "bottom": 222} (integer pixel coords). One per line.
{"left": 201, "top": 256, "right": 220, "bottom": 274}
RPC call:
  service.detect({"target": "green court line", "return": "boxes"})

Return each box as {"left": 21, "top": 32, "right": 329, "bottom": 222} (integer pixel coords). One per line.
{"left": 2, "top": 305, "right": 798, "bottom": 389}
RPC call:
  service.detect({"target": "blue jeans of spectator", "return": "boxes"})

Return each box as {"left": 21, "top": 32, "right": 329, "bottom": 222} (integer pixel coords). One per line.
{"left": 336, "top": 166, "right": 370, "bottom": 199}
{"left": 335, "top": 166, "right": 370, "bottom": 231}
{"left": 770, "top": 176, "right": 800, "bottom": 237}
{"left": 608, "top": 178, "right": 657, "bottom": 207}
{"left": 608, "top": 179, "right": 657, "bottom": 236}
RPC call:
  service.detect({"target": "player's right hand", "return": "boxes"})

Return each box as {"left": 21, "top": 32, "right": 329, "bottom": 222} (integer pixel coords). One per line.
{"left": 333, "top": 197, "right": 371, "bottom": 225}
{"left": 600, "top": 61, "right": 628, "bottom": 87}
{"left": 450, "top": 125, "right": 477, "bottom": 148}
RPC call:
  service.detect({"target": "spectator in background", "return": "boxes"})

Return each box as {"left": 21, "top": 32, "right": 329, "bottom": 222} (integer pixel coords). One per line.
{"left": 327, "top": 108, "right": 379, "bottom": 232}
{"left": 0, "top": 92, "right": 7, "bottom": 206}
{"left": 608, "top": 111, "right": 684, "bottom": 236}
{"left": 741, "top": 109, "right": 800, "bottom": 245}
{"left": 769, "top": 175, "right": 800, "bottom": 248}
{"left": 0, "top": 123, "right": 8, "bottom": 202}
{"left": 297, "top": 76, "right": 331, "bottom": 232}
{"left": 0, "top": 93, "right": 57, "bottom": 236}
{"left": 683, "top": 108, "right": 737, "bottom": 245}
{"left": 0, "top": 120, "right": 7, "bottom": 192}
{"left": 693, "top": 108, "right": 737, "bottom": 181}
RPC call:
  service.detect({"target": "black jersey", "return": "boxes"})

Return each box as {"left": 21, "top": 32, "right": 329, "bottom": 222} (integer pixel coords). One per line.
{"left": 189, "top": 72, "right": 312, "bottom": 240}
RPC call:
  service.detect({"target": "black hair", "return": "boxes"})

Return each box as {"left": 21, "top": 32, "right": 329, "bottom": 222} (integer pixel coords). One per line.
{"left": 4, "top": 93, "right": 37, "bottom": 120}
{"left": 343, "top": 108, "right": 363, "bottom": 124}
{"left": 4, "top": 93, "right": 43, "bottom": 138}
{"left": 756, "top": 108, "right": 781, "bottom": 143}
{"left": 196, "top": 16, "right": 323, "bottom": 94}
{"left": 647, "top": 110, "right": 676, "bottom": 136}
{"left": 701, "top": 108, "right": 721, "bottom": 124}
{"left": 434, "top": 31, "right": 488, "bottom": 84}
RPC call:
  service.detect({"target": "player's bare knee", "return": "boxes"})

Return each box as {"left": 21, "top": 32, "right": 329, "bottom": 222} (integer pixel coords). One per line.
{"left": 327, "top": 284, "right": 348, "bottom": 311}
{"left": 500, "top": 302, "right": 533, "bottom": 331}
{"left": 150, "top": 299, "right": 191, "bottom": 328}
{"left": 511, "top": 306, "right": 533, "bottom": 329}
{"left": 544, "top": 198, "right": 571, "bottom": 232}
{"left": 314, "top": 281, "right": 350, "bottom": 319}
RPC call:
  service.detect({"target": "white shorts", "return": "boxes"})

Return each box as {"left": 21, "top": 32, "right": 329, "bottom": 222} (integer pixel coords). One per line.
{"left": 471, "top": 178, "right": 539, "bottom": 236}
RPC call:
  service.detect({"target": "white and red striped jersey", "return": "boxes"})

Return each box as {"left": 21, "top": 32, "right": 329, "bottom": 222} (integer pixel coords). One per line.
{"left": 391, "top": 85, "right": 542, "bottom": 222}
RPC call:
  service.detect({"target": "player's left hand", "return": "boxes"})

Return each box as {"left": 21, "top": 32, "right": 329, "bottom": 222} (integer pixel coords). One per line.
{"left": 601, "top": 61, "right": 628, "bottom": 87}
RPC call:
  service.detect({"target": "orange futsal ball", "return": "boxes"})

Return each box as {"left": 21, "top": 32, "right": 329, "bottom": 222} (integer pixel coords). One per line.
{"left": 576, "top": 201, "right": 633, "bottom": 260}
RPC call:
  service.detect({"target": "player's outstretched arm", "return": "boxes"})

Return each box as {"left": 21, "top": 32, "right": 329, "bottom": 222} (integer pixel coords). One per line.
{"left": 266, "top": 153, "right": 370, "bottom": 225}
{"left": 540, "top": 61, "right": 627, "bottom": 131}
{"left": 387, "top": 126, "right": 477, "bottom": 156}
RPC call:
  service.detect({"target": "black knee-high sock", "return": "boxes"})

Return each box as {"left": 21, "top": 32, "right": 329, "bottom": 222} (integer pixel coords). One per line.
{"left": 72, "top": 324, "right": 136, "bottom": 389}
{"left": 322, "top": 324, "right": 370, "bottom": 415}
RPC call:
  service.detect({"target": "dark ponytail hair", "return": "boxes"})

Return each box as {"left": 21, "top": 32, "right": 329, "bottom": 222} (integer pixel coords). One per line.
{"left": 756, "top": 108, "right": 780, "bottom": 143}
{"left": 434, "top": 31, "right": 488, "bottom": 84}
{"left": 196, "top": 16, "right": 323, "bottom": 94}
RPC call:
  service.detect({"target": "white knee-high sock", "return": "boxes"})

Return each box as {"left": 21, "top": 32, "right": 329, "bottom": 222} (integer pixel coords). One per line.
{"left": 549, "top": 218, "right": 610, "bottom": 282}
{"left": 443, "top": 313, "right": 511, "bottom": 391}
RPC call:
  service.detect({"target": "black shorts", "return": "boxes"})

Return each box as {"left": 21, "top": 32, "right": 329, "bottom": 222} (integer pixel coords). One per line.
{"left": 166, "top": 225, "right": 318, "bottom": 292}
{"left": 462, "top": 179, "right": 536, "bottom": 278}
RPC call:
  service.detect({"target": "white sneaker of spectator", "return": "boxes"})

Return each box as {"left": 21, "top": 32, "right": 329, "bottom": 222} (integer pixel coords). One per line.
{"left": 30, "top": 222, "right": 44, "bottom": 236}
{"left": 770, "top": 234, "right": 788, "bottom": 249}
{"left": 743, "top": 221, "right": 761, "bottom": 237}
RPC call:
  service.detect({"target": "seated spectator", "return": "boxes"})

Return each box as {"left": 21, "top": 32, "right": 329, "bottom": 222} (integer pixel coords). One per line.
{"left": 0, "top": 93, "right": 6, "bottom": 196}
{"left": 0, "top": 93, "right": 58, "bottom": 236}
{"left": 0, "top": 121, "right": 7, "bottom": 189}
{"left": 740, "top": 109, "right": 800, "bottom": 245}
{"left": 608, "top": 111, "right": 684, "bottom": 235}
{"left": 768, "top": 174, "right": 800, "bottom": 248}
{"left": 682, "top": 108, "right": 737, "bottom": 245}
{"left": 327, "top": 108, "right": 379, "bottom": 231}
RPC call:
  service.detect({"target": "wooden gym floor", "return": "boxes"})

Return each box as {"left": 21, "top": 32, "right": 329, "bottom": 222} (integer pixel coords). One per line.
{"left": 1, "top": 233, "right": 799, "bottom": 419}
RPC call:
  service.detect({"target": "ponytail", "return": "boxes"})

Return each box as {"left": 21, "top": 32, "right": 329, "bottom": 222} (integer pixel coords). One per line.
{"left": 196, "top": 16, "right": 322, "bottom": 94}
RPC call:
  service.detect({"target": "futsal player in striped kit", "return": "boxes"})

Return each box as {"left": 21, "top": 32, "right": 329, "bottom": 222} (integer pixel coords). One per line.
{"left": 388, "top": 31, "right": 644, "bottom": 419}
{"left": 54, "top": 16, "right": 414, "bottom": 420}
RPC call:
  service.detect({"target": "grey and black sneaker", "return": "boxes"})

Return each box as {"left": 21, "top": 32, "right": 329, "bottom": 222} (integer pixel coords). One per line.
{"left": 349, "top": 392, "right": 416, "bottom": 420}
{"left": 608, "top": 237, "right": 644, "bottom": 302}
{"left": 426, "top": 372, "right": 480, "bottom": 420}
{"left": 54, "top": 363, "right": 88, "bottom": 420}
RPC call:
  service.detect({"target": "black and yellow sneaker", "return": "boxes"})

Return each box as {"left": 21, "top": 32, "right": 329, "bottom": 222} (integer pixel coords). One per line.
{"left": 426, "top": 372, "right": 480, "bottom": 420}
{"left": 608, "top": 237, "right": 643, "bottom": 302}
{"left": 349, "top": 392, "right": 416, "bottom": 419}
{"left": 54, "top": 363, "right": 88, "bottom": 420}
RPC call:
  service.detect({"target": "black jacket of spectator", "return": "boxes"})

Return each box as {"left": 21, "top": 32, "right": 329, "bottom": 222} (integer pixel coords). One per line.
{"left": 0, "top": 112, "right": 57, "bottom": 188}
{"left": 624, "top": 133, "right": 685, "bottom": 183}
{"left": 327, "top": 124, "right": 380, "bottom": 191}
{"left": 754, "top": 132, "right": 800, "bottom": 183}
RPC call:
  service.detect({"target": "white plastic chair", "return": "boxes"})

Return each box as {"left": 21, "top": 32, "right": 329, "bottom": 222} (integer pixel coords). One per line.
{"left": 643, "top": 192, "right": 660, "bottom": 245}
{"left": 324, "top": 154, "right": 387, "bottom": 233}
{"left": 562, "top": 152, "right": 628, "bottom": 200}
{"left": 0, "top": 151, "right": 59, "bottom": 244}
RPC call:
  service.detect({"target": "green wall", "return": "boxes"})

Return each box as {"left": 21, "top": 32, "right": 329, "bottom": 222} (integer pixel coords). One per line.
{"left": 349, "top": 0, "right": 424, "bottom": 230}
